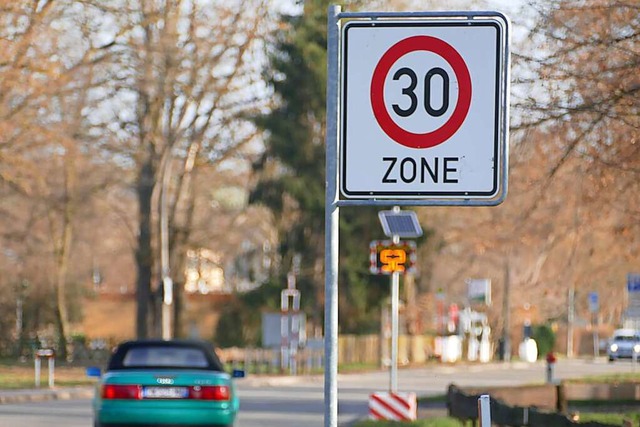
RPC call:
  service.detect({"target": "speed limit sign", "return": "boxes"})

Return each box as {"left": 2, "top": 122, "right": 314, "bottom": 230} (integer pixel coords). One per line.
{"left": 340, "top": 17, "right": 509, "bottom": 200}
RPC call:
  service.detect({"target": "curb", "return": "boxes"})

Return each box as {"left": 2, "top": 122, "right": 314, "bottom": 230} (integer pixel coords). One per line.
{"left": 241, "top": 374, "right": 315, "bottom": 387}
{"left": 0, "top": 387, "right": 94, "bottom": 405}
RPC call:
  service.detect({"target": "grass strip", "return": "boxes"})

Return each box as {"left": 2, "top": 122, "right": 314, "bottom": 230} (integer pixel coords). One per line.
{"left": 0, "top": 363, "right": 95, "bottom": 389}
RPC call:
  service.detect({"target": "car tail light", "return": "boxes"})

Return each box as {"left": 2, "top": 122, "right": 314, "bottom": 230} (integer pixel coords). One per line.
{"left": 189, "top": 385, "right": 230, "bottom": 401}
{"left": 102, "top": 384, "right": 142, "bottom": 400}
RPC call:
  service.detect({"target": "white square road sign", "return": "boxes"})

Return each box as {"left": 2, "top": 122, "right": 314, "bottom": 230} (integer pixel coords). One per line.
{"left": 340, "top": 18, "right": 509, "bottom": 200}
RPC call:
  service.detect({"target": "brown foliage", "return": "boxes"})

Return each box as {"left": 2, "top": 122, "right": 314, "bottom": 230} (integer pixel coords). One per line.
{"left": 416, "top": 0, "right": 639, "bottom": 334}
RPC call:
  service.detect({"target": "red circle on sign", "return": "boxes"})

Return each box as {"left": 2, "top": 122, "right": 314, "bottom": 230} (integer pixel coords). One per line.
{"left": 370, "top": 35, "right": 472, "bottom": 149}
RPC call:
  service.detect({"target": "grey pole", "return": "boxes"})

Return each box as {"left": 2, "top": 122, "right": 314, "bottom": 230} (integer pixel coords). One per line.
{"left": 390, "top": 270, "right": 399, "bottom": 392}
{"left": 324, "top": 5, "right": 341, "bottom": 427}
{"left": 478, "top": 395, "right": 492, "bottom": 426}
{"left": 567, "top": 287, "right": 575, "bottom": 358}
{"left": 502, "top": 258, "right": 511, "bottom": 362}
{"left": 389, "top": 203, "right": 401, "bottom": 392}
{"left": 34, "top": 357, "right": 40, "bottom": 388}
{"left": 160, "top": 152, "right": 173, "bottom": 340}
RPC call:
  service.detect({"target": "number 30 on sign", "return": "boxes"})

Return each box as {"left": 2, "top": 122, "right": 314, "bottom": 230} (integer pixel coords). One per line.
{"left": 369, "top": 241, "right": 417, "bottom": 275}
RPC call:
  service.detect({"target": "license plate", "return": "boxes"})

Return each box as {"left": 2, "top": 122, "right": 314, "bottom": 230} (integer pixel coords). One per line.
{"left": 143, "top": 386, "right": 188, "bottom": 399}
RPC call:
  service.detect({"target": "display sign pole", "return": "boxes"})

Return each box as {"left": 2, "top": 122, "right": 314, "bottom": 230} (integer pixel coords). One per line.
{"left": 390, "top": 238, "right": 399, "bottom": 393}
{"left": 324, "top": 5, "right": 341, "bottom": 427}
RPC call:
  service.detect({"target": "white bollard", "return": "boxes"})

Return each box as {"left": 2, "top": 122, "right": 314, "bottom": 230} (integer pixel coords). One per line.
{"left": 48, "top": 356, "right": 55, "bottom": 388}
{"left": 478, "top": 394, "right": 491, "bottom": 427}
{"left": 34, "top": 357, "right": 41, "bottom": 388}
{"left": 35, "top": 349, "right": 55, "bottom": 388}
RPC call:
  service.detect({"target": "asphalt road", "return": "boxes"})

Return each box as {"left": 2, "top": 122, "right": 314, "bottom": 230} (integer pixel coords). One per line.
{"left": 1, "top": 358, "right": 638, "bottom": 427}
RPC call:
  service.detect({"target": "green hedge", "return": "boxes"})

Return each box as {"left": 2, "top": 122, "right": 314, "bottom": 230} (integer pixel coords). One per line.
{"left": 532, "top": 324, "right": 556, "bottom": 358}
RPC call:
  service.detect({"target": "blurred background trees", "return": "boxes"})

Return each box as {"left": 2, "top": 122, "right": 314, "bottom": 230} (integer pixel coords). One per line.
{"left": 0, "top": 0, "right": 638, "bottom": 356}
{"left": 424, "top": 0, "right": 639, "bottom": 342}
{"left": 82, "top": 0, "right": 274, "bottom": 339}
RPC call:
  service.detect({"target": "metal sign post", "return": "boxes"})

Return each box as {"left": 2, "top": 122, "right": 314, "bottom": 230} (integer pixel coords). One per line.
{"left": 478, "top": 394, "right": 492, "bottom": 427}
{"left": 324, "top": 7, "right": 341, "bottom": 427}
{"left": 324, "top": 6, "right": 510, "bottom": 427}
{"left": 389, "top": 236, "right": 400, "bottom": 392}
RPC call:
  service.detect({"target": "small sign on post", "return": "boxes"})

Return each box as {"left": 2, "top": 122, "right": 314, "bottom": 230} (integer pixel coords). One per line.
{"left": 340, "top": 16, "right": 510, "bottom": 202}
{"left": 369, "top": 240, "right": 417, "bottom": 275}
{"left": 589, "top": 292, "right": 599, "bottom": 358}
{"left": 588, "top": 292, "right": 599, "bottom": 313}
{"left": 35, "top": 349, "right": 55, "bottom": 388}
{"left": 467, "top": 279, "right": 492, "bottom": 306}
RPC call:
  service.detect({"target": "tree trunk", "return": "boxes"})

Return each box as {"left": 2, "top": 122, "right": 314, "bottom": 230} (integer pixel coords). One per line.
{"left": 169, "top": 147, "right": 200, "bottom": 339}
{"left": 171, "top": 230, "right": 190, "bottom": 339}
{"left": 54, "top": 289, "right": 70, "bottom": 360}
{"left": 55, "top": 220, "right": 72, "bottom": 359}
{"left": 54, "top": 228, "right": 71, "bottom": 361}
{"left": 52, "top": 152, "right": 76, "bottom": 360}
{"left": 171, "top": 220, "right": 192, "bottom": 339}
{"left": 136, "top": 150, "right": 155, "bottom": 339}
{"left": 173, "top": 279, "right": 184, "bottom": 338}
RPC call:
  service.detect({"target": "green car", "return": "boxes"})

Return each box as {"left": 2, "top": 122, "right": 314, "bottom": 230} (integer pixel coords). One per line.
{"left": 90, "top": 339, "right": 243, "bottom": 427}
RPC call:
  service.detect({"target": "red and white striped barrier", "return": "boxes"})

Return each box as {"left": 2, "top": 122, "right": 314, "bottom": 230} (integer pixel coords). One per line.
{"left": 368, "top": 392, "right": 417, "bottom": 421}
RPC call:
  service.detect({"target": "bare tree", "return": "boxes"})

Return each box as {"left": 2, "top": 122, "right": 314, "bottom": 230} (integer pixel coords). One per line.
{"left": 409, "top": 0, "right": 639, "bottom": 337}
{"left": 515, "top": 0, "right": 640, "bottom": 309}
{"left": 0, "top": 0, "right": 132, "bottom": 356}
{"left": 76, "top": 0, "right": 273, "bottom": 338}
{"left": 516, "top": 0, "right": 639, "bottom": 192}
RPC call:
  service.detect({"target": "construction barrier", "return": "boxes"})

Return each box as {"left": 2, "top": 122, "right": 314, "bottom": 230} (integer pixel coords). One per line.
{"left": 368, "top": 392, "right": 417, "bottom": 421}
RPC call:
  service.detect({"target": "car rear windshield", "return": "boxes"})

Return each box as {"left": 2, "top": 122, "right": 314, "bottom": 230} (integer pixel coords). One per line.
{"left": 122, "top": 346, "right": 209, "bottom": 368}
{"left": 107, "top": 341, "right": 225, "bottom": 371}
{"left": 614, "top": 335, "right": 639, "bottom": 341}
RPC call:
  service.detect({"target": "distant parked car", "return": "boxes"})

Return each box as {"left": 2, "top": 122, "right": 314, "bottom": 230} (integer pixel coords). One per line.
{"left": 89, "top": 339, "right": 244, "bottom": 427}
{"left": 607, "top": 329, "right": 640, "bottom": 362}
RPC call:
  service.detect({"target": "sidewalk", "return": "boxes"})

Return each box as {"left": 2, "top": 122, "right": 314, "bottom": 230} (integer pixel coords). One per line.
{"left": 0, "top": 386, "right": 94, "bottom": 405}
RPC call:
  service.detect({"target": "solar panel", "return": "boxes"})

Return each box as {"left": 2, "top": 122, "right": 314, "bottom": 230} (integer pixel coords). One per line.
{"left": 378, "top": 210, "right": 423, "bottom": 238}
